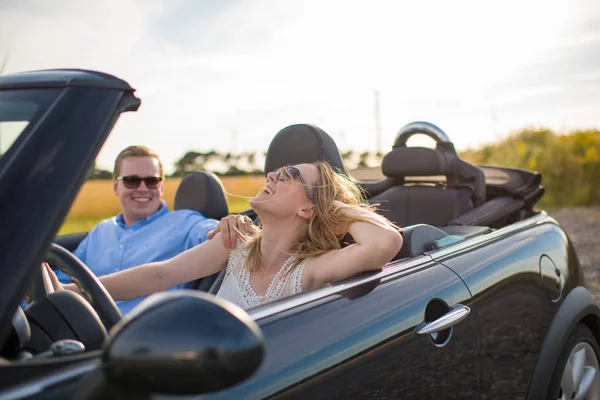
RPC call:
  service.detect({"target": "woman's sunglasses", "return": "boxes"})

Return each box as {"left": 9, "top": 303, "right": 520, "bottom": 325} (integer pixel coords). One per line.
{"left": 274, "top": 166, "right": 314, "bottom": 201}
{"left": 116, "top": 175, "right": 163, "bottom": 189}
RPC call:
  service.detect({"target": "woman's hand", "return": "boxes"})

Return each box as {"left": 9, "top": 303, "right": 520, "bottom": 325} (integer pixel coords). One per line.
{"left": 207, "top": 214, "right": 258, "bottom": 248}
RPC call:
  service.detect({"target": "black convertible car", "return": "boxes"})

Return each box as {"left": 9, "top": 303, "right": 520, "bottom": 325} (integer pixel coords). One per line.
{"left": 0, "top": 69, "right": 599, "bottom": 400}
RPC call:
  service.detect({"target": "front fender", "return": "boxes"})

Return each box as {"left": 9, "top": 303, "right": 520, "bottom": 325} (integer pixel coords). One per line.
{"left": 526, "top": 286, "right": 600, "bottom": 399}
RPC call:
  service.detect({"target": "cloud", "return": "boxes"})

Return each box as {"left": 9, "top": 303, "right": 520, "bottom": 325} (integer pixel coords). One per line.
{"left": 1, "top": 0, "right": 599, "bottom": 172}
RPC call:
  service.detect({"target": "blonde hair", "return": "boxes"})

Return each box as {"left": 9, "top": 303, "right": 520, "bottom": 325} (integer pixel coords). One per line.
{"left": 113, "top": 145, "right": 164, "bottom": 179}
{"left": 244, "top": 161, "right": 392, "bottom": 272}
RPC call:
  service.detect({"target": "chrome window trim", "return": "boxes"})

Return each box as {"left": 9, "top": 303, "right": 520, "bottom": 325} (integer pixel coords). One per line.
{"left": 250, "top": 211, "right": 554, "bottom": 321}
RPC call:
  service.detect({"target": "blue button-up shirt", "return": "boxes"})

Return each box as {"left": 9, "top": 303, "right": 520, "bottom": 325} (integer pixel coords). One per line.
{"left": 56, "top": 202, "right": 218, "bottom": 315}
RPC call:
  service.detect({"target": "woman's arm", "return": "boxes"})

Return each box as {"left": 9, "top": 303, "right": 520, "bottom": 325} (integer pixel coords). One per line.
{"left": 58, "top": 231, "right": 232, "bottom": 301}
{"left": 306, "top": 206, "right": 403, "bottom": 289}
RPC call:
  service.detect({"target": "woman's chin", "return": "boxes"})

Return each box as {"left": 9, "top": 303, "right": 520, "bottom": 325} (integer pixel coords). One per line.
{"left": 249, "top": 196, "right": 262, "bottom": 209}
{"left": 249, "top": 195, "right": 273, "bottom": 214}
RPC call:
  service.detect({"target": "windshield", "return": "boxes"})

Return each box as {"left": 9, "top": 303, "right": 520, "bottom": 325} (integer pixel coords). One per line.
{"left": 0, "top": 89, "right": 61, "bottom": 159}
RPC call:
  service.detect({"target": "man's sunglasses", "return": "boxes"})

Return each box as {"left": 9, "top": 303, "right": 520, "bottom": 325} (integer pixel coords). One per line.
{"left": 116, "top": 175, "right": 163, "bottom": 189}
{"left": 274, "top": 166, "right": 314, "bottom": 201}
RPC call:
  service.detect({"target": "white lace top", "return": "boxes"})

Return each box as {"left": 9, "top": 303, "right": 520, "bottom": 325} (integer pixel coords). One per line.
{"left": 216, "top": 245, "right": 309, "bottom": 310}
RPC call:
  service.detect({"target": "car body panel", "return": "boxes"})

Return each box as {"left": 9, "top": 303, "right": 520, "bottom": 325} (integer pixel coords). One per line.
{"left": 206, "top": 261, "right": 476, "bottom": 399}
{"left": 432, "top": 222, "right": 569, "bottom": 398}
{"left": 526, "top": 286, "right": 600, "bottom": 399}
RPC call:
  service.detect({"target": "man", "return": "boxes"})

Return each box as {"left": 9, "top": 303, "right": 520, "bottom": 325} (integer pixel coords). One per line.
{"left": 56, "top": 145, "right": 218, "bottom": 315}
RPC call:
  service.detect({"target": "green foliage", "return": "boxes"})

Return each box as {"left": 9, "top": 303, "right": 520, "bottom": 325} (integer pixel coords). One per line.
{"left": 87, "top": 162, "right": 112, "bottom": 180}
{"left": 172, "top": 149, "right": 384, "bottom": 177}
{"left": 460, "top": 128, "right": 600, "bottom": 206}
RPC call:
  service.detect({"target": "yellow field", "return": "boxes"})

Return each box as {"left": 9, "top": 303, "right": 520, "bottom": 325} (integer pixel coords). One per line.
{"left": 59, "top": 175, "right": 266, "bottom": 235}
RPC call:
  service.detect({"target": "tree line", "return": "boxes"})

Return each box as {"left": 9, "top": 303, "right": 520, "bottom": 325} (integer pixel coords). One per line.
{"left": 461, "top": 128, "right": 600, "bottom": 206}
{"left": 88, "top": 127, "right": 600, "bottom": 206}
{"left": 89, "top": 150, "right": 385, "bottom": 178}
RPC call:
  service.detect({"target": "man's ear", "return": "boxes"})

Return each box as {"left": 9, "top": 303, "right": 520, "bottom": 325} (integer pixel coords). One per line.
{"left": 159, "top": 180, "right": 165, "bottom": 196}
{"left": 112, "top": 179, "right": 119, "bottom": 195}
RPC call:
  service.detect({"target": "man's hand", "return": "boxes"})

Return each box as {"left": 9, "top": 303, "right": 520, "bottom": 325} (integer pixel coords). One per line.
{"left": 43, "top": 262, "right": 83, "bottom": 296}
{"left": 207, "top": 214, "right": 257, "bottom": 248}
{"left": 43, "top": 262, "right": 64, "bottom": 292}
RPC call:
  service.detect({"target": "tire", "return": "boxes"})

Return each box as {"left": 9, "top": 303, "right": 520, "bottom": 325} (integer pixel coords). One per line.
{"left": 547, "top": 324, "right": 600, "bottom": 400}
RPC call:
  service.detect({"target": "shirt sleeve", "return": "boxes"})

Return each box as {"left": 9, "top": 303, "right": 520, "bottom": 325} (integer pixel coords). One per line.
{"left": 72, "top": 233, "right": 89, "bottom": 263}
{"left": 55, "top": 233, "right": 90, "bottom": 284}
{"left": 185, "top": 216, "right": 219, "bottom": 249}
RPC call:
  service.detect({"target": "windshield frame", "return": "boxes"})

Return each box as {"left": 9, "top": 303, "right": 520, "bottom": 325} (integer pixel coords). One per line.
{"left": 0, "top": 78, "right": 140, "bottom": 349}
{"left": 0, "top": 88, "right": 64, "bottom": 165}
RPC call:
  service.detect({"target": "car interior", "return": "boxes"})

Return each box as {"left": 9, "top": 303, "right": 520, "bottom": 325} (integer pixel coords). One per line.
{"left": 51, "top": 121, "right": 546, "bottom": 297}
{"left": 0, "top": 121, "right": 545, "bottom": 375}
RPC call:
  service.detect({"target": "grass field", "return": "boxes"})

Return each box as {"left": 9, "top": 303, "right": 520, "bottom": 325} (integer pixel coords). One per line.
{"left": 58, "top": 175, "right": 266, "bottom": 235}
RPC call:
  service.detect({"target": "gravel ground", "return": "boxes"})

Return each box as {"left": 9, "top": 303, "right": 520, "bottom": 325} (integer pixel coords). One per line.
{"left": 546, "top": 207, "right": 600, "bottom": 301}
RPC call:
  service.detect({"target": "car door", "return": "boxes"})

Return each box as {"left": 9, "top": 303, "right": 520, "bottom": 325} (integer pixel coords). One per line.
{"left": 430, "top": 219, "right": 567, "bottom": 399}
{"left": 205, "top": 256, "right": 478, "bottom": 400}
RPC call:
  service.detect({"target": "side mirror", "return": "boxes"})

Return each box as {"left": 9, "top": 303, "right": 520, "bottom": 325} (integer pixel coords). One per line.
{"left": 102, "top": 290, "right": 264, "bottom": 395}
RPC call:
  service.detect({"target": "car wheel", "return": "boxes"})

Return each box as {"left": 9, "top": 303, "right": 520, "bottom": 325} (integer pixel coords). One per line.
{"left": 548, "top": 324, "right": 600, "bottom": 400}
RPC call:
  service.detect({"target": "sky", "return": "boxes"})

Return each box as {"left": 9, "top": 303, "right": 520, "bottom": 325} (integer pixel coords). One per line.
{"left": 1, "top": 0, "right": 599, "bottom": 173}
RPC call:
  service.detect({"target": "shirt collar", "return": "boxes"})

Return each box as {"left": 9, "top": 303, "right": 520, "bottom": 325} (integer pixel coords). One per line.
{"left": 115, "top": 200, "right": 169, "bottom": 229}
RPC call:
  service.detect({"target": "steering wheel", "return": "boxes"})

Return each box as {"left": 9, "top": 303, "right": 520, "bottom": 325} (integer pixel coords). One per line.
{"left": 35, "top": 243, "right": 123, "bottom": 329}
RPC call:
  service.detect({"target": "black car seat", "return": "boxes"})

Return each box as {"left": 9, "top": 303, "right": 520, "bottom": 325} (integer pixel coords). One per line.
{"left": 370, "top": 122, "right": 485, "bottom": 228}
{"left": 263, "top": 123, "right": 394, "bottom": 198}
{"left": 174, "top": 171, "right": 229, "bottom": 291}
{"left": 174, "top": 171, "right": 229, "bottom": 220}
{"left": 264, "top": 123, "right": 348, "bottom": 174}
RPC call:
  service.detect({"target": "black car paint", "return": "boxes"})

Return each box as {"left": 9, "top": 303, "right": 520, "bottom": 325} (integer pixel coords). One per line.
{"left": 208, "top": 259, "right": 477, "bottom": 399}
{"left": 1, "top": 70, "right": 599, "bottom": 399}
{"left": 527, "top": 286, "right": 600, "bottom": 399}
{"left": 435, "top": 222, "right": 571, "bottom": 398}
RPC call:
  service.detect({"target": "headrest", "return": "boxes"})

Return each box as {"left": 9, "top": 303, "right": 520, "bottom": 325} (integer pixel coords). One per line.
{"left": 381, "top": 147, "right": 455, "bottom": 177}
{"left": 381, "top": 142, "right": 486, "bottom": 206}
{"left": 264, "top": 124, "right": 347, "bottom": 175}
{"left": 174, "top": 171, "right": 229, "bottom": 220}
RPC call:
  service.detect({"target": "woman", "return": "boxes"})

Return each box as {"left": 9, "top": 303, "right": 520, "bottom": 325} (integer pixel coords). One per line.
{"left": 50, "top": 162, "right": 403, "bottom": 310}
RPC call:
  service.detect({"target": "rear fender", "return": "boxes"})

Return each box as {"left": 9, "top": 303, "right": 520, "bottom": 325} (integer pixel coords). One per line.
{"left": 526, "top": 286, "right": 600, "bottom": 399}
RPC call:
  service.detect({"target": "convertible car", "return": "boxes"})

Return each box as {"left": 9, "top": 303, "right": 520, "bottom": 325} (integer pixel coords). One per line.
{"left": 0, "top": 69, "right": 599, "bottom": 400}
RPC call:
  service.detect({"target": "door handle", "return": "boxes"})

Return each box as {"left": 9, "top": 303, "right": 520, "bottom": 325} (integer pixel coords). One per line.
{"left": 415, "top": 304, "right": 471, "bottom": 335}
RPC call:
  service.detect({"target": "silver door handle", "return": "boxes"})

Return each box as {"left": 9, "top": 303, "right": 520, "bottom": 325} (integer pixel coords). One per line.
{"left": 415, "top": 304, "right": 471, "bottom": 335}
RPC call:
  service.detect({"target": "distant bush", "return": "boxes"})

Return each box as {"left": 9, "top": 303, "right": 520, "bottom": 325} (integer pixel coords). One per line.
{"left": 460, "top": 128, "right": 600, "bottom": 206}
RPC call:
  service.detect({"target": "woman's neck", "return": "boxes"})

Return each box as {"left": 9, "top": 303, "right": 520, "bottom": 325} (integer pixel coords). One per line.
{"left": 257, "top": 216, "right": 305, "bottom": 272}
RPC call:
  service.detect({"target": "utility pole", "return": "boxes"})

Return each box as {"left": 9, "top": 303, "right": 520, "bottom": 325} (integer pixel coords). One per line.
{"left": 374, "top": 89, "right": 382, "bottom": 154}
